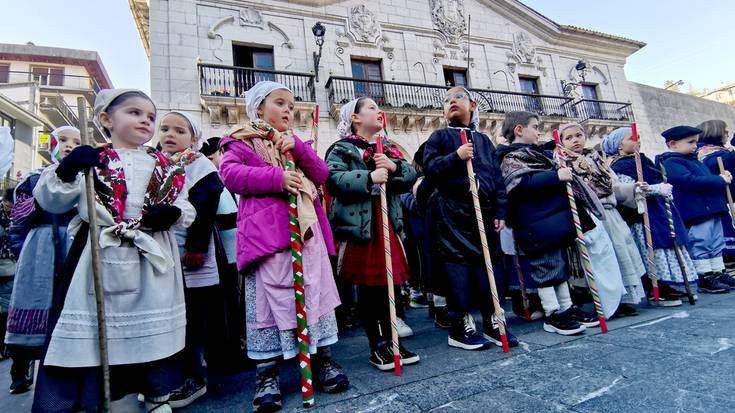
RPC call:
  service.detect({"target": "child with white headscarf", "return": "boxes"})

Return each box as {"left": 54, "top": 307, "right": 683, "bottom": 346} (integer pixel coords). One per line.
{"left": 4, "top": 125, "right": 80, "bottom": 395}
{"left": 218, "top": 81, "right": 348, "bottom": 412}
{"left": 326, "top": 97, "right": 419, "bottom": 371}
{"left": 159, "top": 110, "right": 224, "bottom": 407}
{"left": 32, "top": 89, "right": 196, "bottom": 413}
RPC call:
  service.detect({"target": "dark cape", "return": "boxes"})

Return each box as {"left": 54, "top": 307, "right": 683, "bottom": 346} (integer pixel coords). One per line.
{"left": 422, "top": 122, "right": 508, "bottom": 263}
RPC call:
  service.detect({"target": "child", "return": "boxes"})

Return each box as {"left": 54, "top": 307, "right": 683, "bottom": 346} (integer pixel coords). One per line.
{"left": 656, "top": 125, "right": 732, "bottom": 293}
{"left": 0, "top": 188, "right": 15, "bottom": 360}
{"left": 219, "top": 81, "right": 348, "bottom": 412}
{"left": 602, "top": 127, "right": 702, "bottom": 299}
{"left": 326, "top": 97, "right": 419, "bottom": 371}
{"left": 5, "top": 126, "right": 80, "bottom": 395}
{"left": 559, "top": 123, "right": 647, "bottom": 315}
{"left": 160, "top": 111, "right": 224, "bottom": 407}
{"left": 424, "top": 87, "right": 518, "bottom": 348}
{"left": 496, "top": 111, "right": 589, "bottom": 336}
{"left": 697, "top": 119, "right": 735, "bottom": 286}
{"left": 201, "top": 136, "right": 248, "bottom": 371}
{"left": 32, "top": 89, "right": 196, "bottom": 413}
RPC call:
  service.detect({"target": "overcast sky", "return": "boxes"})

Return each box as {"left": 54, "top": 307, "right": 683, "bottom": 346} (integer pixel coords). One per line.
{"left": 2, "top": 0, "right": 733, "bottom": 94}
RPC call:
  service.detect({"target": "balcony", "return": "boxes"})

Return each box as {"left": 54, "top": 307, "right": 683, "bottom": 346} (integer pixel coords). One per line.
{"left": 198, "top": 64, "right": 316, "bottom": 127}
{"left": 326, "top": 76, "right": 579, "bottom": 134}
{"left": 2, "top": 71, "right": 101, "bottom": 103}
{"left": 325, "top": 77, "right": 634, "bottom": 138}
{"left": 39, "top": 94, "right": 107, "bottom": 143}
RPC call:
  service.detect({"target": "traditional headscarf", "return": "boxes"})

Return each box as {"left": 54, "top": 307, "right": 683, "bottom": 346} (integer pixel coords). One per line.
{"left": 337, "top": 98, "right": 360, "bottom": 139}
{"left": 244, "top": 81, "right": 292, "bottom": 121}
{"left": 601, "top": 127, "right": 632, "bottom": 156}
{"left": 455, "top": 87, "right": 480, "bottom": 130}
{"left": 94, "top": 88, "right": 155, "bottom": 117}
{"left": 163, "top": 111, "right": 203, "bottom": 150}
{"left": 49, "top": 125, "right": 80, "bottom": 163}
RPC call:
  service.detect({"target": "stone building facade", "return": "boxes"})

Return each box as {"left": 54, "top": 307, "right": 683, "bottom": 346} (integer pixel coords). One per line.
{"left": 131, "top": 0, "right": 685, "bottom": 157}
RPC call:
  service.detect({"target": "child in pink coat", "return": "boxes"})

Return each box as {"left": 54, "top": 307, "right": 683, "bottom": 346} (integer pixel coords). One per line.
{"left": 218, "top": 81, "right": 348, "bottom": 412}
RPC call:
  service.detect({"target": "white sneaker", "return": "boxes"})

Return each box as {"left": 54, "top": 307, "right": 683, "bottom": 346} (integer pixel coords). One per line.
{"left": 396, "top": 317, "right": 413, "bottom": 338}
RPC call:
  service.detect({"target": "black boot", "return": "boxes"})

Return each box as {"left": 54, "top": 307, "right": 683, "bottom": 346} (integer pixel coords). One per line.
{"left": 9, "top": 357, "right": 33, "bottom": 395}
{"left": 314, "top": 346, "right": 349, "bottom": 394}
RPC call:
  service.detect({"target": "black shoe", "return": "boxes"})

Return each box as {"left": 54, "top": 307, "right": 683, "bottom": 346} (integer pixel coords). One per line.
{"left": 9, "top": 360, "right": 33, "bottom": 395}
{"left": 433, "top": 306, "right": 451, "bottom": 329}
{"left": 483, "top": 323, "right": 520, "bottom": 348}
{"left": 716, "top": 271, "right": 735, "bottom": 289}
{"left": 569, "top": 305, "right": 601, "bottom": 327}
{"left": 448, "top": 314, "right": 491, "bottom": 351}
{"left": 253, "top": 362, "right": 282, "bottom": 413}
{"left": 399, "top": 345, "right": 420, "bottom": 365}
{"left": 168, "top": 378, "right": 207, "bottom": 409}
{"left": 316, "top": 357, "right": 349, "bottom": 393}
{"left": 698, "top": 273, "right": 730, "bottom": 294}
{"left": 614, "top": 303, "right": 640, "bottom": 317}
{"left": 369, "top": 343, "right": 398, "bottom": 371}
{"left": 543, "top": 309, "right": 586, "bottom": 336}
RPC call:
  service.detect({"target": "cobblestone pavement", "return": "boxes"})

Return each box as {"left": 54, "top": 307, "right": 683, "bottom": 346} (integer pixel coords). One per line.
{"left": 2, "top": 293, "right": 734, "bottom": 412}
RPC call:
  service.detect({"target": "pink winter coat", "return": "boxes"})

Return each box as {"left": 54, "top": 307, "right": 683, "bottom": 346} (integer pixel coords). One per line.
{"left": 219, "top": 135, "right": 336, "bottom": 271}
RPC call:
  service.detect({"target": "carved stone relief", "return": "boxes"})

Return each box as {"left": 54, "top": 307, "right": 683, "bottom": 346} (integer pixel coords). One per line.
{"left": 429, "top": 0, "right": 467, "bottom": 45}
{"left": 239, "top": 7, "right": 264, "bottom": 28}
{"left": 348, "top": 5, "right": 381, "bottom": 44}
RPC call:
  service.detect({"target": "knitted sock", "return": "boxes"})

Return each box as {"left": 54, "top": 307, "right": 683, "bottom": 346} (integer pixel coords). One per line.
{"left": 555, "top": 282, "right": 573, "bottom": 312}
{"left": 538, "top": 286, "right": 560, "bottom": 316}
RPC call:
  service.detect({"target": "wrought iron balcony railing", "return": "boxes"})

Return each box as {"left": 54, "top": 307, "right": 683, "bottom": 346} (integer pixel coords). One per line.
{"left": 571, "top": 99, "right": 634, "bottom": 122}
{"left": 198, "top": 64, "right": 315, "bottom": 103}
{"left": 325, "top": 76, "right": 577, "bottom": 118}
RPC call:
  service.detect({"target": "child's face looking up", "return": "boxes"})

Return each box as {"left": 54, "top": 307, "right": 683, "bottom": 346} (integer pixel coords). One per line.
{"left": 514, "top": 117, "right": 541, "bottom": 145}
{"left": 351, "top": 98, "right": 383, "bottom": 137}
{"left": 668, "top": 136, "right": 699, "bottom": 154}
{"left": 257, "top": 89, "right": 295, "bottom": 133}
{"left": 443, "top": 87, "right": 476, "bottom": 126}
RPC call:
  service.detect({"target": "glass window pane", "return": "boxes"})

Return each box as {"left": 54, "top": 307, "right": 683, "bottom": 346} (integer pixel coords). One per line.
{"left": 49, "top": 68, "right": 64, "bottom": 86}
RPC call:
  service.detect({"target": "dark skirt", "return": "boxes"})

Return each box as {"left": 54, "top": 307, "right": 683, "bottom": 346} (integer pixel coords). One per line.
{"left": 32, "top": 222, "right": 183, "bottom": 412}
{"left": 340, "top": 199, "right": 410, "bottom": 286}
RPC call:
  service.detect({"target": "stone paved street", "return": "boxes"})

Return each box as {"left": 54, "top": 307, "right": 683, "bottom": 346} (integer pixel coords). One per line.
{"left": 3, "top": 293, "right": 735, "bottom": 412}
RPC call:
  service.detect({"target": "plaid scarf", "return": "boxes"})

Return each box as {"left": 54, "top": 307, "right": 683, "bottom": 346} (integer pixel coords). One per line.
{"left": 563, "top": 148, "right": 614, "bottom": 199}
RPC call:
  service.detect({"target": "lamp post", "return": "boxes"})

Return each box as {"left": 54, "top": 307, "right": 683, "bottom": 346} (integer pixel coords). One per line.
{"left": 560, "top": 60, "right": 589, "bottom": 97}
{"left": 312, "top": 22, "right": 326, "bottom": 82}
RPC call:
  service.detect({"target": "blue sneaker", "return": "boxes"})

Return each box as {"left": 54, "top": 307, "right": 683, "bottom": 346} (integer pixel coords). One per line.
{"left": 448, "top": 314, "right": 491, "bottom": 350}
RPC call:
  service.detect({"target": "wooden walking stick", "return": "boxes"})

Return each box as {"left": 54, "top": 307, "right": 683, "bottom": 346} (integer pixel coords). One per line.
{"left": 283, "top": 148, "right": 315, "bottom": 407}
{"left": 631, "top": 123, "right": 660, "bottom": 303}
{"left": 459, "top": 129, "right": 510, "bottom": 351}
{"left": 659, "top": 164, "right": 696, "bottom": 305}
{"left": 553, "top": 130, "right": 608, "bottom": 333}
{"left": 76, "top": 97, "right": 111, "bottom": 411}
{"left": 378, "top": 117, "right": 402, "bottom": 375}
{"left": 717, "top": 157, "right": 735, "bottom": 227}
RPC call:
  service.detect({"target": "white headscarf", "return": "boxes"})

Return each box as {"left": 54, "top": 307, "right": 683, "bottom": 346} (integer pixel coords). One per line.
{"left": 164, "top": 111, "right": 203, "bottom": 150}
{"left": 94, "top": 88, "right": 154, "bottom": 117}
{"left": 457, "top": 87, "right": 480, "bottom": 130}
{"left": 245, "top": 81, "right": 292, "bottom": 121}
{"left": 337, "top": 98, "right": 361, "bottom": 138}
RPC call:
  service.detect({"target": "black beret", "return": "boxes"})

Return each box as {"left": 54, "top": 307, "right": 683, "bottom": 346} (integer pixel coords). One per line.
{"left": 661, "top": 125, "right": 702, "bottom": 142}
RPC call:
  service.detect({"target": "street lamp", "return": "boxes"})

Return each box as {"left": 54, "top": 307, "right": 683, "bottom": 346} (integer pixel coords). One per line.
{"left": 312, "top": 22, "right": 326, "bottom": 82}
{"left": 560, "top": 60, "right": 590, "bottom": 97}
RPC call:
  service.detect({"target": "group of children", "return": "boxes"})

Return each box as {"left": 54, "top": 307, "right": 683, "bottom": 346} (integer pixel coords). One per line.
{"left": 0, "top": 80, "right": 733, "bottom": 413}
